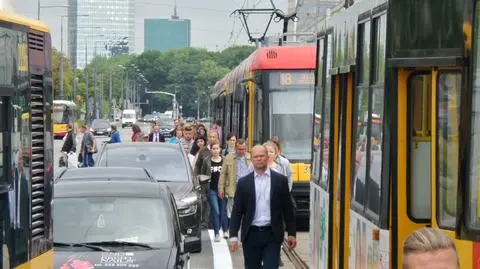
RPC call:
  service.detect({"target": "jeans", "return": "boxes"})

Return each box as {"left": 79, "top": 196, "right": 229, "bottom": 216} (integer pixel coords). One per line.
{"left": 207, "top": 190, "right": 228, "bottom": 235}
{"left": 82, "top": 152, "right": 94, "bottom": 167}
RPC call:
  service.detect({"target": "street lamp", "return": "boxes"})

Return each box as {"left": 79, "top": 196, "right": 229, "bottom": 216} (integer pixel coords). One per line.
{"left": 59, "top": 14, "right": 88, "bottom": 100}
{"left": 37, "top": 4, "right": 68, "bottom": 20}
{"left": 145, "top": 89, "right": 178, "bottom": 119}
{"left": 84, "top": 34, "right": 105, "bottom": 123}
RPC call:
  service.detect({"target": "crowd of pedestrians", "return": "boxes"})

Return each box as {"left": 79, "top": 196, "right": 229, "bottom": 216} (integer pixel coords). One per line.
{"left": 60, "top": 117, "right": 297, "bottom": 268}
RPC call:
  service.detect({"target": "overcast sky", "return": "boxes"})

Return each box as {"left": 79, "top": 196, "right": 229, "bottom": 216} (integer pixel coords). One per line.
{"left": 15, "top": 0, "right": 290, "bottom": 53}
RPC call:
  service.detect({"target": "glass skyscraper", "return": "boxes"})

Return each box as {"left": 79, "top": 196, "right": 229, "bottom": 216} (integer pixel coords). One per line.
{"left": 67, "top": 0, "right": 135, "bottom": 69}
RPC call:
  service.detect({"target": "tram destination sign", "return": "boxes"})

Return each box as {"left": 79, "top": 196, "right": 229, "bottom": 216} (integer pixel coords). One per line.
{"left": 269, "top": 71, "right": 315, "bottom": 88}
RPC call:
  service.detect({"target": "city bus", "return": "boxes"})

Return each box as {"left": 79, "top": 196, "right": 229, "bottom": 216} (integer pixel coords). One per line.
{"left": 211, "top": 45, "right": 316, "bottom": 224}
{"left": 53, "top": 100, "right": 76, "bottom": 138}
{"left": 0, "top": 11, "right": 54, "bottom": 269}
{"left": 309, "top": 0, "right": 480, "bottom": 268}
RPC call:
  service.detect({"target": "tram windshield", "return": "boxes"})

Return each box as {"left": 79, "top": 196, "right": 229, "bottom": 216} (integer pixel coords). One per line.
{"left": 53, "top": 102, "right": 75, "bottom": 125}
{"left": 268, "top": 70, "right": 315, "bottom": 161}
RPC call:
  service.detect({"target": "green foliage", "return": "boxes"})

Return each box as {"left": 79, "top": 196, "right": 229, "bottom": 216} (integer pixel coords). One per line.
{"left": 52, "top": 48, "right": 74, "bottom": 100}
{"left": 52, "top": 45, "right": 256, "bottom": 117}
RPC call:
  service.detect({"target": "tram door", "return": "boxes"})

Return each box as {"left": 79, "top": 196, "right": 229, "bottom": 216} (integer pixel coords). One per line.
{"left": 0, "top": 96, "right": 9, "bottom": 269}
{"left": 331, "top": 73, "right": 354, "bottom": 269}
{"left": 394, "top": 68, "right": 468, "bottom": 268}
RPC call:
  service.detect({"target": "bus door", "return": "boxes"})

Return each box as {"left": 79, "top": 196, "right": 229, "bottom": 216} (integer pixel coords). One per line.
{"left": 395, "top": 68, "right": 469, "bottom": 268}
{"left": 0, "top": 96, "right": 9, "bottom": 269}
{"left": 331, "top": 72, "right": 354, "bottom": 269}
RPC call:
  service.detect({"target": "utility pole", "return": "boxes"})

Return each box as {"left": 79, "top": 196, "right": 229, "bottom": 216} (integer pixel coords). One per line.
{"left": 207, "top": 98, "right": 210, "bottom": 119}
{"left": 196, "top": 93, "right": 200, "bottom": 120}
{"left": 109, "top": 69, "right": 112, "bottom": 120}
{"left": 73, "top": 75, "right": 77, "bottom": 102}
{"left": 84, "top": 42, "right": 89, "bottom": 124}
{"left": 60, "top": 16, "right": 64, "bottom": 99}
{"left": 93, "top": 64, "right": 97, "bottom": 119}
{"left": 100, "top": 73, "right": 104, "bottom": 118}
{"left": 85, "top": 71, "right": 89, "bottom": 124}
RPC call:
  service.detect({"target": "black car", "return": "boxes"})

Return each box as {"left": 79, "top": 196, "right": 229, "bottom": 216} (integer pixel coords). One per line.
{"left": 53, "top": 167, "right": 194, "bottom": 269}
{"left": 95, "top": 143, "right": 203, "bottom": 252}
{"left": 90, "top": 119, "right": 111, "bottom": 136}
{"left": 157, "top": 118, "right": 175, "bottom": 138}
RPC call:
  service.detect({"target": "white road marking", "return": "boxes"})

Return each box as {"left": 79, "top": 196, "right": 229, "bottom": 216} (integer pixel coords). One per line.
{"left": 208, "top": 229, "right": 233, "bottom": 269}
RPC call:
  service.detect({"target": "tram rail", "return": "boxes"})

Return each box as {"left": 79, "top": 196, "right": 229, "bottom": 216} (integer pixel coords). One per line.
{"left": 282, "top": 240, "right": 309, "bottom": 269}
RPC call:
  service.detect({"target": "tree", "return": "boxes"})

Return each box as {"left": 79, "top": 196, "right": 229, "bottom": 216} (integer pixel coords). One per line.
{"left": 52, "top": 48, "right": 74, "bottom": 100}
{"left": 51, "top": 45, "right": 257, "bottom": 118}
{"left": 215, "top": 45, "right": 256, "bottom": 69}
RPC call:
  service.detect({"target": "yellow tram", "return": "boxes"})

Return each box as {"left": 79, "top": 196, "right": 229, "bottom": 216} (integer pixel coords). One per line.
{"left": 309, "top": 0, "right": 480, "bottom": 268}
{"left": 211, "top": 45, "right": 316, "bottom": 223}
{"left": 0, "top": 11, "right": 54, "bottom": 269}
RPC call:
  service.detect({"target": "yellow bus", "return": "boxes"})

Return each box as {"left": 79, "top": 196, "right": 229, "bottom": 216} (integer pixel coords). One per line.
{"left": 310, "top": 0, "right": 480, "bottom": 268}
{"left": 0, "top": 11, "right": 54, "bottom": 269}
{"left": 53, "top": 100, "right": 76, "bottom": 138}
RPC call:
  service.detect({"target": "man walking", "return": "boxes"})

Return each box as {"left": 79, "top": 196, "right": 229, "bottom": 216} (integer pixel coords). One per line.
{"left": 148, "top": 125, "right": 165, "bottom": 142}
{"left": 228, "top": 145, "right": 296, "bottom": 269}
{"left": 218, "top": 138, "right": 252, "bottom": 238}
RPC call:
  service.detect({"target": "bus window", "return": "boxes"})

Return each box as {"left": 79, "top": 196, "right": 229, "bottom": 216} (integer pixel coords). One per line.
{"left": 437, "top": 72, "right": 460, "bottom": 229}
{"left": 408, "top": 73, "right": 432, "bottom": 221}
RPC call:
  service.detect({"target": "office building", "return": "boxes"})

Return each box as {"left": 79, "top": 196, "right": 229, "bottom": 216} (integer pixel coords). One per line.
{"left": 295, "top": 0, "right": 341, "bottom": 34}
{"left": 144, "top": 13, "right": 191, "bottom": 52}
{"left": 67, "top": 0, "right": 135, "bottom": 69}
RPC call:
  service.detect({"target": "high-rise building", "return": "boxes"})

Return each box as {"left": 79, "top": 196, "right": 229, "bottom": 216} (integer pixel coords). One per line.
{"left": 295, "top": 0, "right": 340, "bottom": 34}
{"left": 144, "top": 18, "right": 191, "bottom": 52}
{"left": 67, "top": 0, "right": 135, "bottom": 69}
{"left": 144, "top": 6, "right": 191, "bottom": 52}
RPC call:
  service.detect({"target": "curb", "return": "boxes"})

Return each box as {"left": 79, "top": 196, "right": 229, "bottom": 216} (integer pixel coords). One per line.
{"left": 282, "top": 240, "right": 309, "bottom": 269}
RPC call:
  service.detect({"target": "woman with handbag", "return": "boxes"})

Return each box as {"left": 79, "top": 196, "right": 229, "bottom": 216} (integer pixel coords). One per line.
{"left": 79, "top": 124, "right": 97, "bottom": 167}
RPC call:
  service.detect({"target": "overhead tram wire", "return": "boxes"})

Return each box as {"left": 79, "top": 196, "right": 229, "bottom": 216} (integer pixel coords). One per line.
{"left": 229, "top": 0, "right": 266, "bottom": 46}
{"left": 222, "top": 0, "right": 248, "bottom": 49}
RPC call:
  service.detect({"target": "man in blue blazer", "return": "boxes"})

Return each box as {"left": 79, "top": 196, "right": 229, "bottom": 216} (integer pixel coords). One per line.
{"left": 228, "top": 145, "right": 297, "bottom": 269}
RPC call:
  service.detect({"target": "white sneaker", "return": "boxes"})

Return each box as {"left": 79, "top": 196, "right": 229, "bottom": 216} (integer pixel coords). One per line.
{"left": 223, "top": 231, "right": 229, "bottom": 239}
{"left": 214, "top": 234, "right": 221, "bottom": 242}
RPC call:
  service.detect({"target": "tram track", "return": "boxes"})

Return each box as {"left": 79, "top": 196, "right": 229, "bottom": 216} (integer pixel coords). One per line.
{"left": 282, "top": 240, "right": 309, "bottom": 269}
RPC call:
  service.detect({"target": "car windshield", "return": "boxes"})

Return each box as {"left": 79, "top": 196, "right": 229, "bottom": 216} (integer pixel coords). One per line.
{"left": 92, "top": 120, "right": 110, "bottom": 129}
{"left": 53, "top": 197, "right": 172, "bottom": 248}
{"left": 144, "top": 115, "right": 155, "bottom": 120}
{"left": 123, "top": 113, "right": 135, "bottom": 119}
{"left": 100, "top": 146, "right": 189, "bottom": 182}
{"left": 157, "top": 119, "right": 174, "bottom": 129}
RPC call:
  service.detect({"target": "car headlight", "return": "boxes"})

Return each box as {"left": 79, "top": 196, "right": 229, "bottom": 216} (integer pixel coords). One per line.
{"left": 176, "top": 195, "right": 198, "bottom": 216}
{"left": 107, "top": 128, "right": 111, "bottom": 132}
{"left": 90, "top": 128, "right": 94, "bottom": 132}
